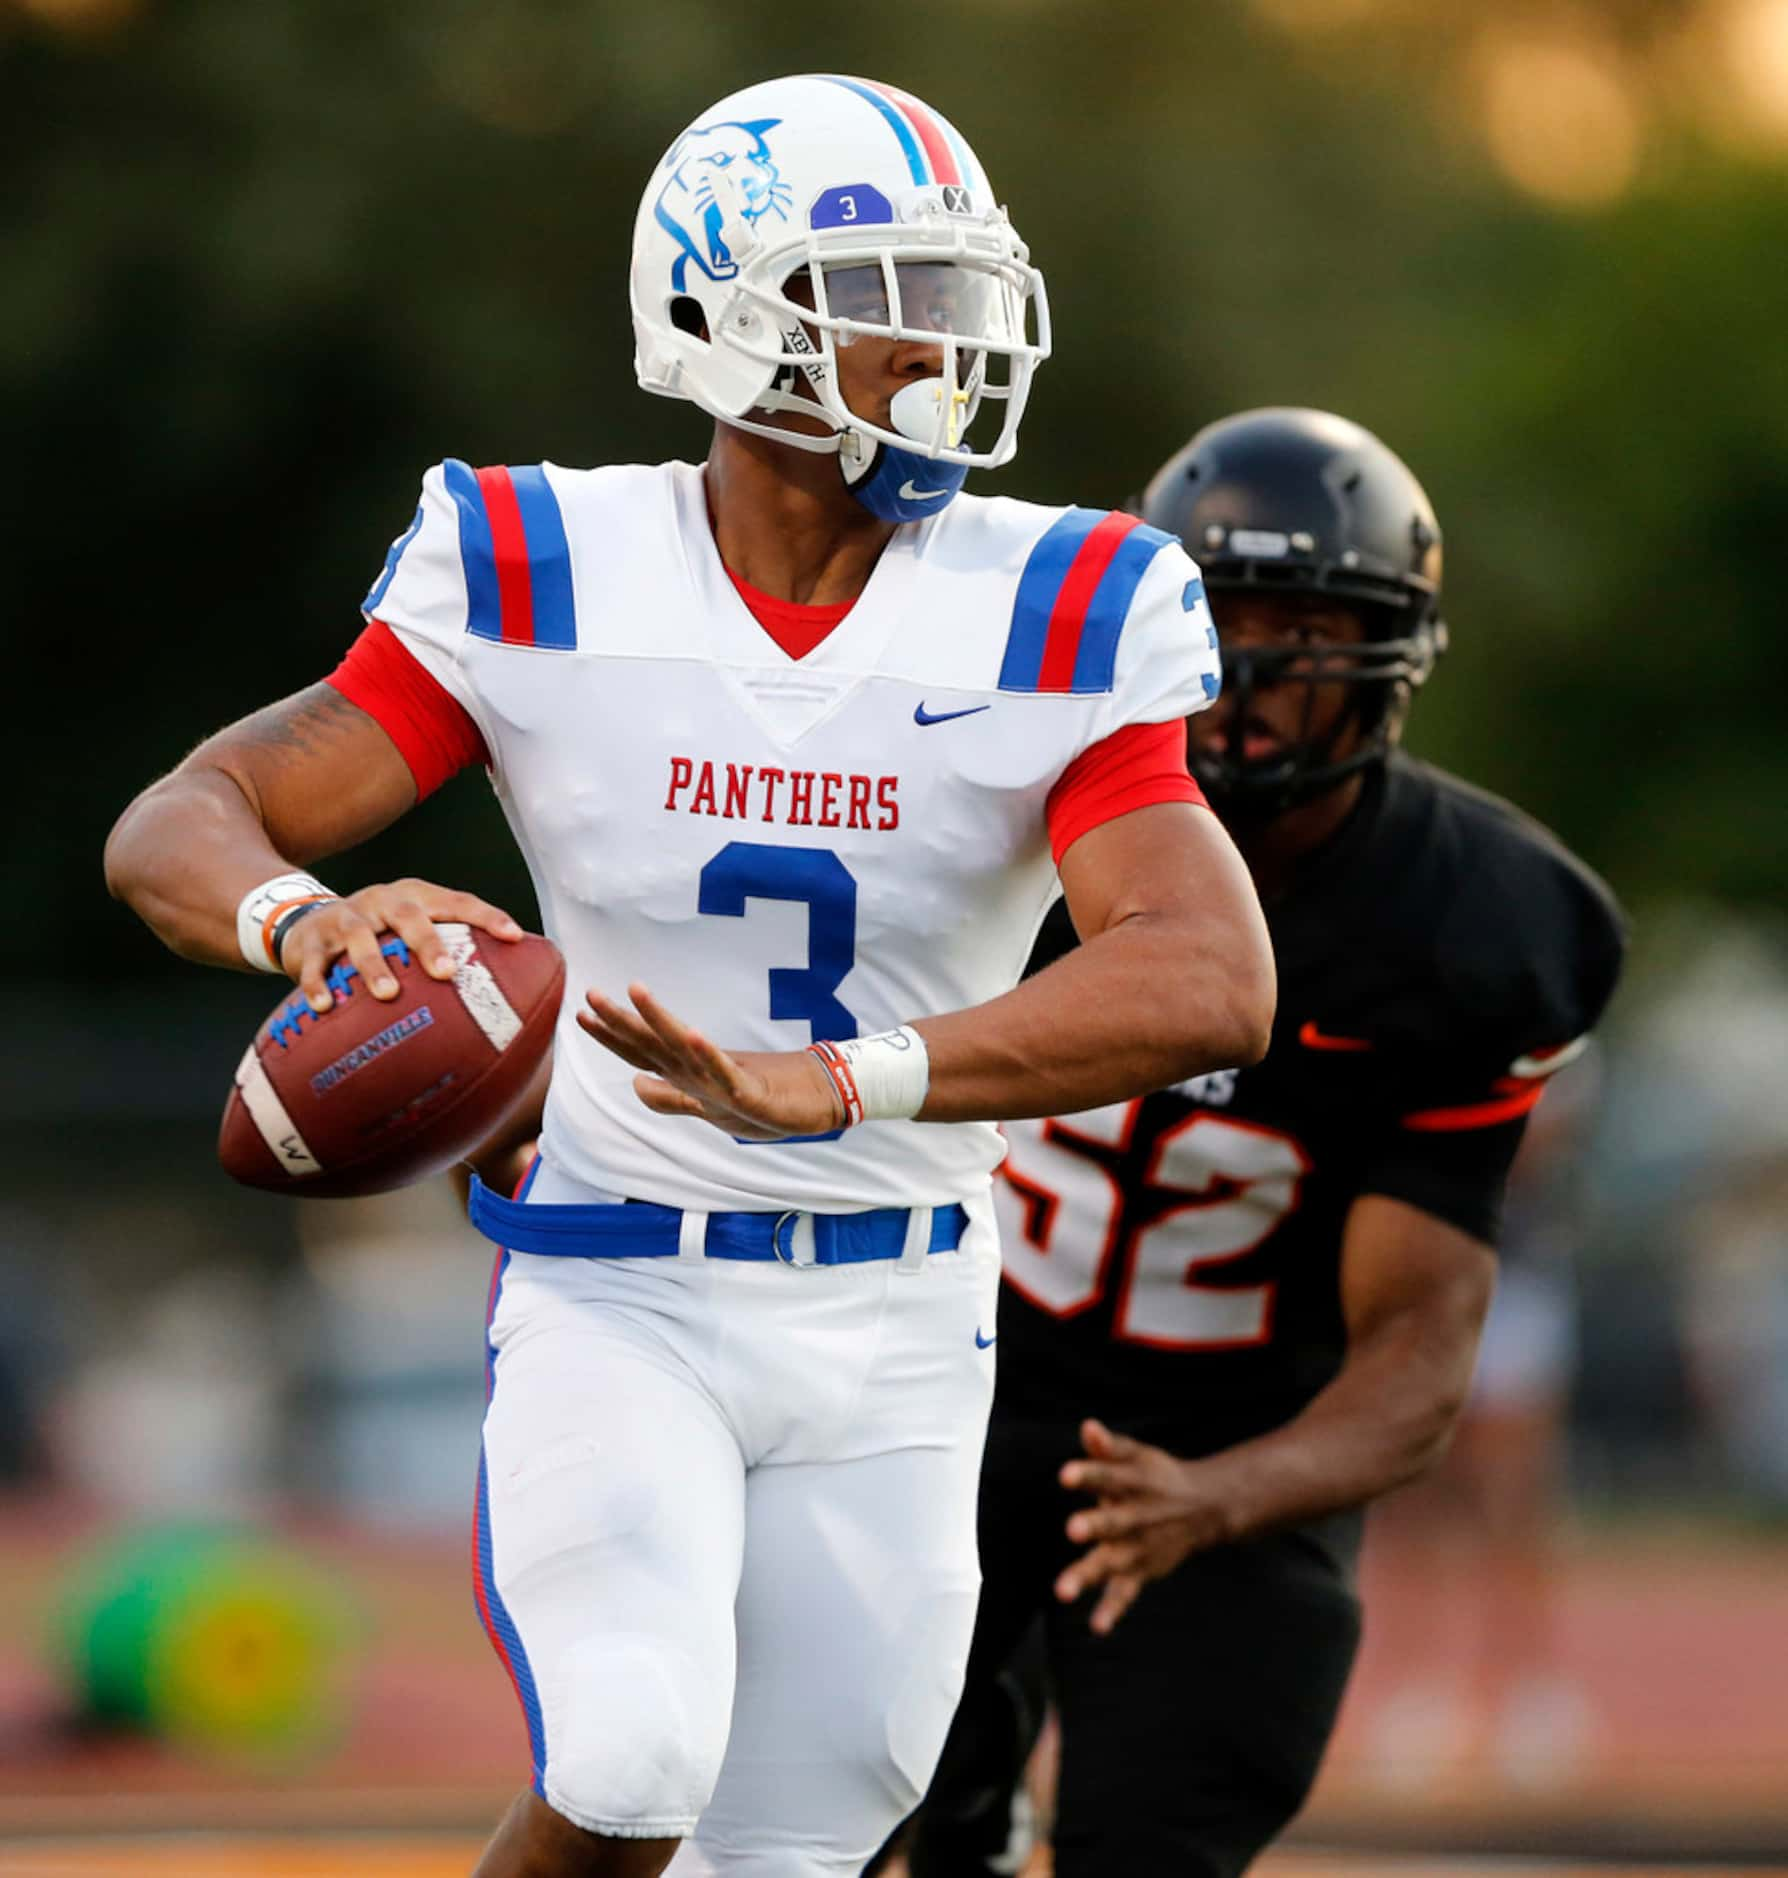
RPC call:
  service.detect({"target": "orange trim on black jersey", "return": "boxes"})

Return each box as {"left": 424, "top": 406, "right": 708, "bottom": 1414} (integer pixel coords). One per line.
{"left": 1298, "top": 1020, "right": 1373, "bottom": 1052}
{"left": 1402, "top": 1083, "right": 1546, "bottom": 1133}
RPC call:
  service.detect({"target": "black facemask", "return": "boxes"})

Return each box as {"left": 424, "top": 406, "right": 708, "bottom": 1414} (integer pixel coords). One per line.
{"left": 1192, "top": 619, "right": 1445, "bottom": 818}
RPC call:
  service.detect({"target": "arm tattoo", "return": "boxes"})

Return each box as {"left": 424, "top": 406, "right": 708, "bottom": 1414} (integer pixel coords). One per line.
{"left": 177, "top": 682, "right": 411, "bottom": 853}
{"left": 234, "top": 684, "right": 368, "bottom": 767}
{"left": 181, "top": 683, "right": 387, "bottom": 820}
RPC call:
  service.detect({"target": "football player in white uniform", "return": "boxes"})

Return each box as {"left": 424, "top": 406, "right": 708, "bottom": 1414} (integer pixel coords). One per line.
{"left": 105, "top": 75, "right": 1273, "bottom": 1878}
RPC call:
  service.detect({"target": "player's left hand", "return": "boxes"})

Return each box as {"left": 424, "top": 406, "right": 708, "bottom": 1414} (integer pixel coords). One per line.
{"left": 1055, "top": 1419, "right": 1226, "bottom": 1634}
{"left": 578, "top": 984, "right": 845, "bottom": 1141}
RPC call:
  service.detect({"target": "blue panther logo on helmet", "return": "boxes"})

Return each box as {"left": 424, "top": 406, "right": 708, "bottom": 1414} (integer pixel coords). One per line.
{"left": 654, "top": 119, "right": 793, "bottom": 293}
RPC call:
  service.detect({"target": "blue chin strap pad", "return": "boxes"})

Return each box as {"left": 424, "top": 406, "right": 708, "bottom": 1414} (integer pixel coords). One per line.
{"left": 846, "top": 444, "right": 970, "bottom": 523}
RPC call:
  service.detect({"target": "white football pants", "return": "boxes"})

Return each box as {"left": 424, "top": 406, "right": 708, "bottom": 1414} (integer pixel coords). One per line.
{"left": 475, "top": 1178, "right": 1000, "bottom": 1874}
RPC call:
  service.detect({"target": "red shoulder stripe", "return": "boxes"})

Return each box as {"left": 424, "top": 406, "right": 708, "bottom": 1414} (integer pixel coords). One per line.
{"left": 475, "top": 466, "right": 536, "bottom": 646}
{"left": 1036, "top": 512, "right": 1141, "bottom": 693}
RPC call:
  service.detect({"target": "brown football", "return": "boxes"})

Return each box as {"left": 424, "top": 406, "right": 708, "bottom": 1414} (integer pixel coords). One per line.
{"left": 218, "top": 924, "right": 563, "bottom": 1199}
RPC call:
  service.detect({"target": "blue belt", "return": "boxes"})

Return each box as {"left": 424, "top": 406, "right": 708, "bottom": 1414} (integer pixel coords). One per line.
{"left": 468, "top": 1175, "right": 968, "bottom": 1267}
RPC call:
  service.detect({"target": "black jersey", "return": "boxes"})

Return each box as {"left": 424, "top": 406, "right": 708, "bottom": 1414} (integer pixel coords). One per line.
{"left": 992, "top": 754, "right": 1626, "bottom": 1469}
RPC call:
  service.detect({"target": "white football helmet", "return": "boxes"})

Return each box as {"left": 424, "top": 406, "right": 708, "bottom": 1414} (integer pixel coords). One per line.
{"left": 630, "top": 73, "right": 1051, "bottom": 520}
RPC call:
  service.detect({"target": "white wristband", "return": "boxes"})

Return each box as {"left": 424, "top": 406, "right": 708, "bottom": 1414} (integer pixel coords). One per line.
{"left": 236, "top": 872, "right": 338, "bottom": 974}
{"left": 809, "top": 1025, "right": 930, "bottom": 1126}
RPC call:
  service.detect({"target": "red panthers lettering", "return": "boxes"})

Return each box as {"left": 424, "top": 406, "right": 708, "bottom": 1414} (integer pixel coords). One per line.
{"left": 666, "top": 757, "right": 900, "bottom": 831}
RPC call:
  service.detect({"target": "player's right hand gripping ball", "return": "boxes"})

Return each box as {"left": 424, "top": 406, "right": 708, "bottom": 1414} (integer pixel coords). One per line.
{"left": 218, "top": 923, "right": 563, "bottom": 1198}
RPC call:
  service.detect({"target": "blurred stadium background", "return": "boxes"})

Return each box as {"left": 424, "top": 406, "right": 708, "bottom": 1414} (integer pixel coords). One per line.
{"left": 6, "top": 0, "right": 1788, "bottom": 1870}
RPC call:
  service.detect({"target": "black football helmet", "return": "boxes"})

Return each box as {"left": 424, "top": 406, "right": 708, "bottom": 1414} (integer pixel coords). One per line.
{"left": 1139, "top": 407, "right": 1446, "bottom": 812}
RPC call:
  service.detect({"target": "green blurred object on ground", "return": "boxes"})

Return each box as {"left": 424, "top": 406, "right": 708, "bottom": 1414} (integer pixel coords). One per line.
{"left": 54, "top": 1524, "right": 356, "bottom": 1756}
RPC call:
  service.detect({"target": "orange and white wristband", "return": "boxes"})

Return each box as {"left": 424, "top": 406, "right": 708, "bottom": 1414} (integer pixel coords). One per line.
{"left": 236, "top": 872, "right": 339, "bottom": 974}
{"left": 807, "top": 1026, "right": 930, "bottom": 1127}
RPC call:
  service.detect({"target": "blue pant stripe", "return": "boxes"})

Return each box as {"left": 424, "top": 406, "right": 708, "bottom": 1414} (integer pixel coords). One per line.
{"left": 475, "top": 1175, "right": 548, "bottom": 1791}
{"left": 475, "top": 1435, "right": 547, "bottom": 1793}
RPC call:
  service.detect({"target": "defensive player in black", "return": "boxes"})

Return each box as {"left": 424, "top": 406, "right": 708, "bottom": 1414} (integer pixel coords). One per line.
{"left": 883, "top": 408, "right": 1628, "bottom": 1877}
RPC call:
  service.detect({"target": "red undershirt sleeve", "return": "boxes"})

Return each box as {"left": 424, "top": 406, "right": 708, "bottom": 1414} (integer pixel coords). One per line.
{"left": 1045, "top": 719, "right": 1207, "bottom": 866}
{"left": 326, "top": 619, "right": 489, "bottom": 801}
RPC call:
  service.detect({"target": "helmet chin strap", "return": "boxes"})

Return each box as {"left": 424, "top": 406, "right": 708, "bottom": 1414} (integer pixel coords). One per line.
{"left": 769, "top": 344, "right": 972, "bottom": 523}
{"left": 840, "top": 378, "right": 971, "bottom": 523}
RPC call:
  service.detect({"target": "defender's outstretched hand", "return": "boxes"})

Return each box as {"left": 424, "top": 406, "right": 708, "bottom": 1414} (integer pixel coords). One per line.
{"left": 1055, "top": 1419, "right": 1228, "bottom": 1635}
{"left": 579, "top": 985, "right": 845, "bottom": 1141}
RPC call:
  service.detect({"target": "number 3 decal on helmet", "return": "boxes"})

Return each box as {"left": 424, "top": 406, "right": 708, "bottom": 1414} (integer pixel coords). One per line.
{"left": 629, "top": 73, "right": 1052, "bottom": 521}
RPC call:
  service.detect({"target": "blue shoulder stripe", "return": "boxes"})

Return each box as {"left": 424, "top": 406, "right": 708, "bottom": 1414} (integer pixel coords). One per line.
{"left": 442, "top": 460, "right": 578, "bottom": 650}
{"left": 998, "top": 508, "right": 1104, "bottom": 692}
{"left": 442, "top": 458, "right": 501, "bottom": 642}
{"left": 507, "top": 466, "right": 576, "bottom": 650}
{"left": 999, "top": 510, "right": 1178, "bottom": 695}
{"left": 1070, "top": 521, "right": 1178, "bottom": 694}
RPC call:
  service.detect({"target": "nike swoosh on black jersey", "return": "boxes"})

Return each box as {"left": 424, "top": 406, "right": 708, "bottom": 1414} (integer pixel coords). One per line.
{"left": 1298, "top": 1020, "right": 1374, "bottom": 1052}
{"left": 914, "top": 703, "right": 991, "bottom": 727}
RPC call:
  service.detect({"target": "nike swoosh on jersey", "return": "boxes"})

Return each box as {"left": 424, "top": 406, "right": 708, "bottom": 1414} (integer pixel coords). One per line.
{"left": 1298, "top": 1020, "right": 1374, "bottom": 1052}
{"left": 898, "top": 481, "right": 952, "bottom": 501}
{"left": 975, "top": 1328, "right": 997, "bottom": 1349}
{"left": 914, "top": 703, "right": 992, "bottom": 727}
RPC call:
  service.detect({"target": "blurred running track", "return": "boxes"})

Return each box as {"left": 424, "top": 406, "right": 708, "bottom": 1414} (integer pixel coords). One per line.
{"left": 3, "top": 1502, "right": 1785, "bottom": 1866}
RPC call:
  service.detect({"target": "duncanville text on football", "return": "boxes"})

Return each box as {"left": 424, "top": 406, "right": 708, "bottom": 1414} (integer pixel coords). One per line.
{"left": 665, "top": 758, "right": 900, "bottom": 830}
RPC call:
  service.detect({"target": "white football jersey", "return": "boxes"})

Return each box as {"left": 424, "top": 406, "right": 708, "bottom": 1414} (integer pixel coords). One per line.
{"left": 364, "top": 458, "right": 1220, "bottom": 1212}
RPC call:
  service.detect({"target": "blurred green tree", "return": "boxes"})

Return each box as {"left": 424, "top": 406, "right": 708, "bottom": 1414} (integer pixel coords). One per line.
{"left": 6, "top": 0, "right": 1784, "bottom": 986}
